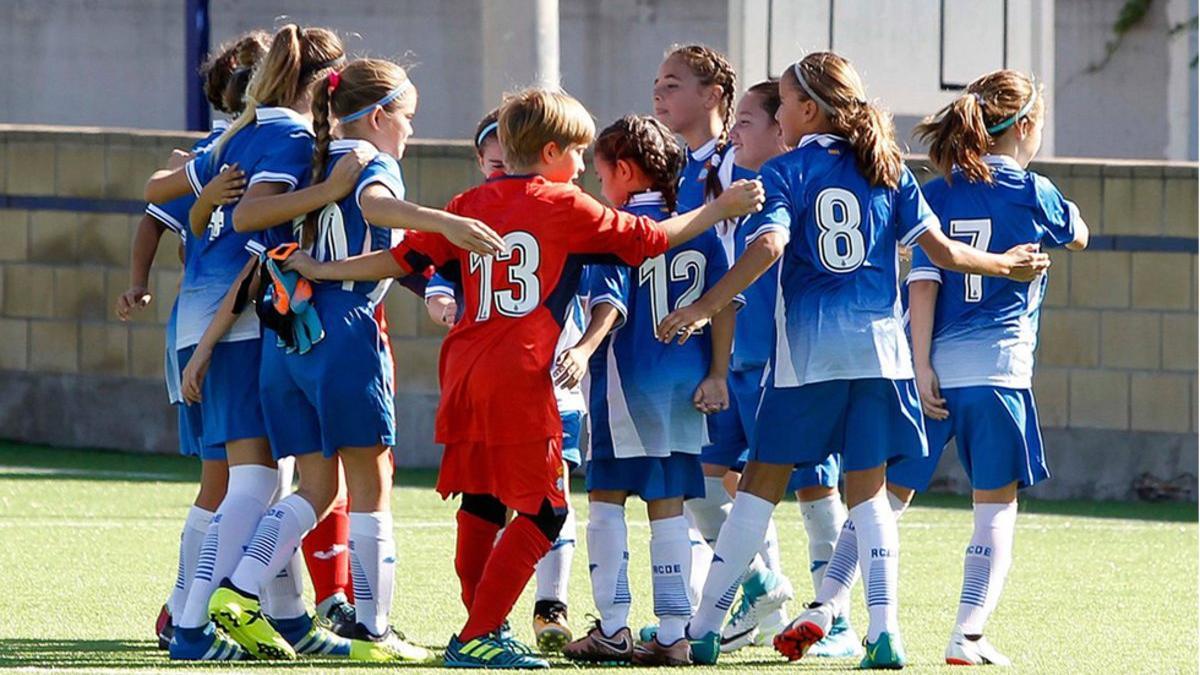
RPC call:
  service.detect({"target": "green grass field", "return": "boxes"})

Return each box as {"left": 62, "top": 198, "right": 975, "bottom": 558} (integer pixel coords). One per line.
{"left": 0, "top": 442, "right": 1195, "bottom": 674}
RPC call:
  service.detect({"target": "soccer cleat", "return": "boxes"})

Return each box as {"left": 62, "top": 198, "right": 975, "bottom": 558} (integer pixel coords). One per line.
{"left": 532, "top": 599, "right": 572, "bottom": 654}
{"left": 443, "top": 632, "right": 549, "bottom": 669}
{"left": 632, "top": 637, "right": 692, "bottom": 666}
{"left": 638, "top": 624, "right": 659, "bottom": 643}
{"left": 315, "top": 592, "right": 357, "bottom": 639}
{"left": 860, "top": 631, "right": 907, "bottom": 670}
{"left": 808, "top": 614, "right": 865, "bottom": 659}
{"left": 721, "top": 572, "right": 794, "bottom": 653}
{"left": 346, "top": 623, "right": 434, "bottom": 662}
{"left": 774, "top": 602, "right": 834, "bottom": 661}
{"left": 752, "top": 607, "right": 788, "bottom": 647}
{"left": 208, "top": 580, "right": 296, "bottom": 660}
{"left": 276, "top": 614, "right": 351, "bottom": 657}
{"left": 168, "top": 622, "right": 249, "bottom": 661}
{"left": 687, "top": 629, "right": 721, "bottom": 666}
{"left": 155, "top": 603, "right": 173, "bottom": 650}
{"left": 945, "top": 630, "right": 1011, "bottom": 666}
{"left": 562, "top": 620, "right": 633, "bottom": 665}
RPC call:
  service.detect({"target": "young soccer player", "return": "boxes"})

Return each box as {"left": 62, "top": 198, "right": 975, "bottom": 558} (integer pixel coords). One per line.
{"left": 655, "top": 52, "right": 1051, "bottom": 668}
{"left": 557, "top": 114, "right": 733, "bottom": 667}
{"left": 714, "top": 80, "right": 861, "bottom": 658}
{"left": 129, "top": 31, "right": 270, "bottom": 651}
{"left": 146, "top": 24, "right": 365, "bottom": 661}
{"left": 282, "top": 87, "right": 765, "bottom": 669}
{"left": 888, "top": 69, "right": 1088, "bottom": 666}
{"left": 426, "top": 109, "right": 583, "bottom": 653}
{"left": 655, "top": 47, "right": 796, "bottom": 646}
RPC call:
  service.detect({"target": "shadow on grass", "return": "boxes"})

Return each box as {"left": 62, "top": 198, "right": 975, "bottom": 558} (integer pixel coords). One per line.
{"left": 909, "top": 492, "right": 1197, "bottom": 523}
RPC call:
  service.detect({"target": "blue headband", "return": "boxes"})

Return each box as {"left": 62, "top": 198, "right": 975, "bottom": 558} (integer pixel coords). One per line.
{"left": 475, "top": 120, "right": 499, "bottom": 148}
{"left": 340, "top": 81, "right": 411, "bottom": 124}
{"left": 986, "top": 83, "right": 1038, "bottom": 135}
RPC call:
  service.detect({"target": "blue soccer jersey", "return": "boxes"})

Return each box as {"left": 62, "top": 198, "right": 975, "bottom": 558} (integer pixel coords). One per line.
{"left": 310, "top": 139, "right": 405, "bottom": 306}
{"left": 587, "top": 191, "right": 730, "bottom": 459}
{"left": 743, "top": 133, "right": 939, "bottom": 387}
{"left": 908, "top": 154, "right": 1080, "bottom": 389}
{"left": 729, "top": 163, "right": 776, "bottom": 372}
{"left": 676, "top": 137, "right": 733, "bottom": 214}
{"left": 177, "top": 107, "right": 314, "bottom": 349}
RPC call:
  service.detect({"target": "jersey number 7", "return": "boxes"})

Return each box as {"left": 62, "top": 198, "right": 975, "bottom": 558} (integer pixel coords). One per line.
{"left": 948, "top": 219, "right": 992, "bottom": 302}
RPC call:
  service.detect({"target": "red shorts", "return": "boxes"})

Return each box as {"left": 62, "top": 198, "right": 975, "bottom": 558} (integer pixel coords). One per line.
{"left": 436, "top": 436, "right": 567, "bottom": 515}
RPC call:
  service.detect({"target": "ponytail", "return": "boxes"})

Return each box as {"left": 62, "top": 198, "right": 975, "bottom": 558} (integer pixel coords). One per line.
{"left": 914, "top": 69, "right": 1042, "bottom": 184}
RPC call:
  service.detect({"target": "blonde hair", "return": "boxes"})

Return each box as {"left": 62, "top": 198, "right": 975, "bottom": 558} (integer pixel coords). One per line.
{"left": 305, "top": 58, "right": 412, "bottom": 247}
{"left": 783, "top": 51, "right": 902, "bottom": 190}
{"left": 498, "top": 88, "right": 595, "bottom": 169}
{"left": 212, "top": 24, "right": 344, "bottom": 158}
{"left": 914, "top": 69, "right": 1043, "bottom": 184}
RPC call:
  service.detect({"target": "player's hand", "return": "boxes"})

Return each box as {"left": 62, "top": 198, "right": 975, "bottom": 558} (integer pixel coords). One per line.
{"left": 443, "top": 215, "right": 506, "bottom": 257}
{"left": 115, "top": 286, "right": 152, "bottom": 321}
{"left": 425, "top": 295, "right": 458, "bottom": 328}
{"left": 552, "top": 346, "right": 590, "bottom": 389}
{"left": 714, "top": 178, "right": 765, "bottom": 219}
{"left": 915, "top": 364, "right": 948, "bottom": 420}
{"left": 1003, "top": 243, "right": 1051, "bottom": 282}
{"left": 198, "top": 163, "right": 245, "bottom": 207}
{"left": 281, "top": 251, "right": 322, "bottom": 279}
{"left": 181, "top": 347, "right": 212, "bottom": 405}
{"left": 693, "top": 375, "right": 729, "bottom": 414}
{"left": 166, "top": 149, "right": 194, "bottom": 170}
{"left": 656, "top": 303, "right": 711, "bottom": 345}
{"left": 325, "top": 146, "right": 375, "bottom": 199}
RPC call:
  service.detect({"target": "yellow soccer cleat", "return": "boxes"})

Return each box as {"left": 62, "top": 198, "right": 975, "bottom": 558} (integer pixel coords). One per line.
{"left": 347, "top": 624, "right": 436, "bottom": 663}
{"left": 208, "top": 581, "right": 296, "bottom": 660}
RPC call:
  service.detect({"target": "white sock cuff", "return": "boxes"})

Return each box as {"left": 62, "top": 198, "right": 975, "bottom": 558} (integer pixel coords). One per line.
{"left": 274, "top": 456, "right": 295, "bottom": 499}
{"left": 278, "top": 494, "right": 319, "bottom": 533}
{"left": 589, "top": 502, "right": 626, "bottom": 527}
{"left": 185, "top": 505, "right": 215, "bottom": 532}
{"left": 974, "top": 501, "right": 1018, "bottom": 527}
{"left": 886, "top": 490, "right": 908, "bottom": 517}
{"left": 850, "top": 492, "right": 889, "bottom": 521}
{"left": 227, "top": 464, "right": 280, "bottom": 504}
{"left": 649, "top": 515, "right": 689, "bottom": 539}
{"left": 702, "top": 477, "right": 733, "bottom": 505}
{"left": 800, "top": 493, "right": 840, "bottom": 518}
{"left": 730, "top": 491, "right": 775, "bottom": 523}
{"left": 349, "top": 511, "right": 393, "bottom": 538}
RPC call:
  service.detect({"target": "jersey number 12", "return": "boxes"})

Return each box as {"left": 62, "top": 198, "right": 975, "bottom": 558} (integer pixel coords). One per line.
{"left": 638, "top": 251, "right": 706, "bottom": 332}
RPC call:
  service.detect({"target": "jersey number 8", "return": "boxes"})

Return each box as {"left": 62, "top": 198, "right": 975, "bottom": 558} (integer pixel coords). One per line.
{"left": 469, "top": 231, "right": 541, "bottom": 321}
{"left": 815, "top": 188, "right": 865, "bottom": 273}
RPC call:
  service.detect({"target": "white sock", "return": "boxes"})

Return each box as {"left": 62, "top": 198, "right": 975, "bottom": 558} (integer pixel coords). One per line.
{"left": 690, "top": 492, "right": 775, "bottom": 638}
{"left": 851, "top": 494, "right": 901, "bottom": 642}
{"left": 275, "top": 456, "right": 295, "bottom": 498}
{"left": 349, "top": 511, "right": 396, "bottom": 636}
{"left": 229, "top": 494, "right": 318, "bottom": 599}
{"left": 536, "top": 503, "right": 575, "bottom": 603}
{"left": 800, "top": 495, "right": 846, "bottom": 595}
{"left": 816, "top": 492, "right": 907, "bottom": 617}
{"left": 688, "top": 528, "right": 712, "bottom": 608}
{"left": 169, "top": 506, "right": 213, "bottom": 622}
{"left": 260, "top": 549, "right": 307, "bottom": 620}
{"left": 586, "top": 502, "right": 630, "bottom": 636}
{"left": 179, "top": 465, "right": 279, "bottom": 629}
{"left": 650, "top": 516, "right": 693, "bottom": 645}
{"left": 759, "top": 517, "right": 783, "bottom": 574}
{"left": 685, "top": 477, "right": 732, "bottom": 544}
{"left": 955, "top": 502, "right": 1017, "bottom": 635}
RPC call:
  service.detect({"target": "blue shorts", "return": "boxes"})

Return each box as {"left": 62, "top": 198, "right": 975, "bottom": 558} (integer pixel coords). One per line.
{"left": 701, "top": 368, "right": 762, "bottom": 468}
{"left": 753, "top": 378, "right": 927, "bottom": 473}
{"left": 560, "top": 410, "right": 584, "bottom": 470}
{"left": 193, "top": 339, "right": 266, "bottom": 448}
{"left": 889, "top": 386, "right": 1049, "bottom": 492}
{"left": 173, "top": 348, "right": 226, "bottom": 461}
{"left": 586, "top": 453, "right": 705, "bottom": 501}
{"left": 260, "top": 291, "right": 395, "bottom": 460}
{"left": 704, "top": 367, "right": 841, "bottom": 490}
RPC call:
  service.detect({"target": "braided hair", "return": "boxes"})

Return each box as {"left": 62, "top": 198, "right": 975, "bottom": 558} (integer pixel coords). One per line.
{"left": 666, "top": 44, "right": 737, "bottom": 201}
{"left": 594, "top": 115, "right": 684, "bottom": 212}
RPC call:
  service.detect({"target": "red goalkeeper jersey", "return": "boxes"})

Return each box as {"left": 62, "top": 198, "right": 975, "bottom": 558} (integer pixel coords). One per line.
{"left": 389, "top": 174, "right": 670, "bottom": 445}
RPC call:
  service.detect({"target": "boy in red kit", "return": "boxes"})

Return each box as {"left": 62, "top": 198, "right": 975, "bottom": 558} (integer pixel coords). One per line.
{"left": 285, "top": 87, "right": 764, "bottom": 669}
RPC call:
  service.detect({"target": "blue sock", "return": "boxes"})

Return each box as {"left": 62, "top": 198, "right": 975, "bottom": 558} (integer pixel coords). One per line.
{"left": 272, "top": 613, "right": 313, "bottom": 644}
{"left": 175, "top": 623, "right": 212, "bottom": 643}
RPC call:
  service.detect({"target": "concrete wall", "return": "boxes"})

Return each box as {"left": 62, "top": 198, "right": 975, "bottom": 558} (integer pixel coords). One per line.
{"left": 0, "top": 125, "right": 1195, "bottom": 501}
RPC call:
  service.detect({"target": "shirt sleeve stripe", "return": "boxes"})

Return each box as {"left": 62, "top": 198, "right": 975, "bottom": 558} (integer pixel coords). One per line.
{"left": 906, "top": 268, "right": 942, "bottom": 284}
{"left": 145, "top": 204, "right": 185, "bottom": 236}
{"left": 185, "top": 160, "right": 204, "bottom": 197}
{"left": 248, "top": 171, "right": 299, "bottom": 188}
{"left": 747, "top": 222, "right": 790, "bottom": 245}
{"left": 899, "top": 219, "right": 934, "bottom": 247}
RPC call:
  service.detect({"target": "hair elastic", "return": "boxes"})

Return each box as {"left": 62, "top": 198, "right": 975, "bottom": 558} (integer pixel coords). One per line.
{"left": 972, "top": 92, "right": 984, "bottom": 105}
{"left": 475, "top": 121, "right": 499, "bottom": 148}
{"left": 327, "top": 70, "right": 341, "bottom": 94}
{"left": 340, "top": 80, "right": 411, "bottom": 124}
{"left": 300, "top": 56, "right": 344, "bottom": 82}
{"left": 986, "top": 81, "right": 1038, "bottom": 135}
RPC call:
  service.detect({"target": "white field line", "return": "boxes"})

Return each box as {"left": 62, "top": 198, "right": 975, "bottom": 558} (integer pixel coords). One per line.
{"left": 0, "top": 465, "right": 181, "bottom": 481}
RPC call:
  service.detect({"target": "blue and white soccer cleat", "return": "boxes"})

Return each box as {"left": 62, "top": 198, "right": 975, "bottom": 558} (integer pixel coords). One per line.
{"left": 443, "top": 632, "right": 548, "bottom": 669}
{"left": 168, "top": 622, "right": 249, "bottom": 661}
